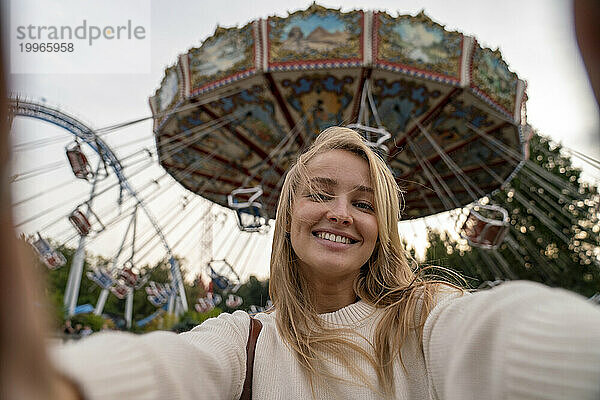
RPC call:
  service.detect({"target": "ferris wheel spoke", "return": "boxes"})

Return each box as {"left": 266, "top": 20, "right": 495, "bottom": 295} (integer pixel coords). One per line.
{"left": 12, "top": 133, "right": 72, "bottom": 152}
{"left": 235, "top": 234, "right": 262, "bottom": 279}
{"left": 12, "top": 176, "right": 79, "bottom": 207}
{"left": 112, "top": 196, "right": 183, "bottom": 266}
{"left": 9, "top": 160, "right": 67, "bottom": 183}
{"left": 74, "top": 174, "right": 174, "bottom": 246}
{"left": 170, "top": 203, "right": 215, "bottom": 253}
{"left": 133, "top": 197, "right": 203, "bottom": 264}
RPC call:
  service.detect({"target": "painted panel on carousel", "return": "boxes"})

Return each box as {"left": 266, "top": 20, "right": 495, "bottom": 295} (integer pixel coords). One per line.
{"left": 268, "top": 4, "right": 363, "bottom": 67}
{"left": 279, "top": 74, "right": 355, "bottom": 137}
{"left": 186, "top": 23, "right": 255, "bottom": 95}
{"left": 375, "top": 11, "right": 462, "bottom": 82}
{"left": 151, "top": 65, "right": 182, "bottom": 129}
{"left": 389, "top": 97, "right": 497, "bottom": 174}
{"left": 172, "top": 108, "right": 255, "bottom": 164}
{"left": 370, "top": 77, "right": 442, "bottom": 134}
{"left": 159, "top": 127, "right": 250, "bottom": 187}
{"left": 470, "top": 46, "right": 518, "bottom": 116}
{"left": 427, "top": 98, "right": 495, "bottom": 148}
{"left": 206, "top": 85, "right": 290, "bottom": 152}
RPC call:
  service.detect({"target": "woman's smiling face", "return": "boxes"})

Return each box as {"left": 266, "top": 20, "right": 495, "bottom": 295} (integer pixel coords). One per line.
{"left": 290, "top": 150, "right": 378, "bottom": 284}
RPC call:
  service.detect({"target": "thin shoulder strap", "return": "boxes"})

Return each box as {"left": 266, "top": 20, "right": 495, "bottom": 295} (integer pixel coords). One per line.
{"left": 239, "top": 317, "right": 262, "bottom": 400}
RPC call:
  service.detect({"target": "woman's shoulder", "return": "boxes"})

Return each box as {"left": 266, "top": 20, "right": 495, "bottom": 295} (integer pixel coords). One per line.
{"left": 188, "top": 310, "right": 251, "bottom": 337}
{"left": 187, "top": 309, "right": 277, "bottom": 339}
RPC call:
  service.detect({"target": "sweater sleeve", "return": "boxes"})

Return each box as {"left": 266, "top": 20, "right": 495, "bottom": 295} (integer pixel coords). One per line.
{"left": 51, "top": 310, "right": 250, "bottom": 400}
{"left": 423, "top": 281, "right": 600, "bottom": 400}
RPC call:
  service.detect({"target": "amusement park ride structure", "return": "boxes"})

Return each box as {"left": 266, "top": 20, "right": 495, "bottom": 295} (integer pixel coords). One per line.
{"left": 8, "top": 98, "right": 188, "bottom": 326}
{"left": 8, "top": 4, "right": 600, "bottom": 325}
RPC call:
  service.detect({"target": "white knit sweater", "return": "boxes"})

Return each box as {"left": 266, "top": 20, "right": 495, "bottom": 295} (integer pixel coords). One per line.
{"left": 53, "top": 281, "right": 600, "bottom": 399}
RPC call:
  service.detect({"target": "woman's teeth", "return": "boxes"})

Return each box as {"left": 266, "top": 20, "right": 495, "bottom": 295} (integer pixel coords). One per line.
{"left": 315, "top": 232, "right": 352, "bottom": 244}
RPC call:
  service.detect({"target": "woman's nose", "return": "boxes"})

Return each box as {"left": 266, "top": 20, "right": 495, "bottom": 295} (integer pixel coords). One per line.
{"left": 326, "top": 199, "right": 353, "bottom": 225}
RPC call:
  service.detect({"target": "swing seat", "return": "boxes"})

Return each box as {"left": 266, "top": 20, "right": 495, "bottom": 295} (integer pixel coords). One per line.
{"left": 119, "top": 267, "right": 138, "bottom": 287}
{"left": 212, "top": 275, "right": 230, "bottom": 290}
{"left": 460, "top": 204, "right": 509, "bottom": 249}
{"left": 235, "top": 206, "right": 270, "bottom": 232}
{"left": 66, "top": 143, "right": 94, "bottom": 180}
{"left": 195, "top": 299, "right": 214, "bottom": 313}
{"left": 208, "top": 262, "right": 233, "bottom": 291}
{"left": 148, "top": 294, "right": 167, "bottom": 307}
{"left": 31, "top": 233, "right": 66, "bottom": 269}
{"left": 69, "top": 209, "right": 92, "bottom": 236}
{"left": 110, "top": 283, "right": 130, "bottom": 299}
{"left": 44, "top": 252, "right": 67, "bottom": 269}
{"left": 146, "top": 281, "right": 170, "bottom": 305}
{"left": 207, "top": 292, "right": 222, "bottom": 306}
{"left": 86, "top": 267, "right": 114, "bottom": 289}
{"left": 228, "top": 186, "right": 270, "bottom": 232}
{"left": 225, "top": 294, "right": 243, "bottom": 308}
{"left": 249, "top": 304, "right": 264, "bottom": 314}
{"left": 346, "top": 123, "right": 391, "bottom": 158}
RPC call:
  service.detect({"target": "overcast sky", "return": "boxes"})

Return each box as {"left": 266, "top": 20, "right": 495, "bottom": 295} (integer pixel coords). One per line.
{"left": 4, "top": 0, "right": 599, "bottom": 281}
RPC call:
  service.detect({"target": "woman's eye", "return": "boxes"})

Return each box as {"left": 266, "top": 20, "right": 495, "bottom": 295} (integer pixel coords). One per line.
{"left": 355, "top": 201, "right": 374, "bottom": 211}
{"left": 306, "top": 192, "right": 333, "bottom": 201}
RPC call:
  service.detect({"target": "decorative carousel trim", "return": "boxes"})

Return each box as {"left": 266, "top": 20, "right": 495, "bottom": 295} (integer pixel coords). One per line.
{"left": 371, "top": 11, "right": 380, "bottom": 68}
{"left": 269, "top": 60, "right": 363, "bottom": 71}
{"left": 468, "top": 40, "right": 519, "bottom": 117}
{"left": 180, "top": 53, "right": 191, "bottom": 98}
{"left": 190, "top": 69, "right": 258, "bottom": 97}
{"left": 253, "top": 20, "right": 262, "bottom": 73}
{"left": 374, "top": 10, "right": 463, "bottom": 81}
{"left": 363, "top": 10, "right": 373, "bottom": 67}
{"left": 260, "top": 19, "right": 268, "bottom": 72}
{"left": 469, "top": 85, "right": 513, "bottom": 121}
{"left": 150, "top": 63, "right": 186, "bottom": 129}
{"left": 155, "top": 99, "right": 186, "bottom": 132}
{"left": 513, "top": 79, "right": 526, "bottom": 125}
{"left": 375, "top": 61, "right": 461, "bottom": 85}
{"left": 460, "top": 36, "right": 475, "bottom": 88}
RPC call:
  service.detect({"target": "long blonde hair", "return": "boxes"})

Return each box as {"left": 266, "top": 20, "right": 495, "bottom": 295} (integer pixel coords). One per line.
{"left": 269, "top": 126, "right": 461, "bottom": 396}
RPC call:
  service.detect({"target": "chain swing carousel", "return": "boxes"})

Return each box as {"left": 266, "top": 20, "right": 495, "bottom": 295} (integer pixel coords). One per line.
{"left": 150, "top": 3, "right": 597, "bottom": 303}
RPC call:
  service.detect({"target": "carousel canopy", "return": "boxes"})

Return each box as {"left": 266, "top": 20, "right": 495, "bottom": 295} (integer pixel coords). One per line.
{"left": 150, "top": 4, "right": 528, "bottom": 220}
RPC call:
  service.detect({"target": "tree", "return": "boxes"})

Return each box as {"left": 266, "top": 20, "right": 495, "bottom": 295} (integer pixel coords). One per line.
{"left": 422, "top": 133, "right": 600, "bottom": 297}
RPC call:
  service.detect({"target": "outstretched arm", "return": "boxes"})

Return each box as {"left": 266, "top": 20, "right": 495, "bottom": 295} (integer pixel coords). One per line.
{"left": 52, "top": 311, "right": 250, "bottom": 400}
{"left": 424, "top": 281, "right": 600, "bottom": 399}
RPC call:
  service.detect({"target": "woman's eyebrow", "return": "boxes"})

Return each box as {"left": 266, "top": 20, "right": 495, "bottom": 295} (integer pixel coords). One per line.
{"left": 309, "top": 177, "right": 336, "bottom": 187}
{"left": 354, "top": 185, "right": 374, "bottom": 194}
{"left": 309, "top": 177, "right": 373, "bottom": 194}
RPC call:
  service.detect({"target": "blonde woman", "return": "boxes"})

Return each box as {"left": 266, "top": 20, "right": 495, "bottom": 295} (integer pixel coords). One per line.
{"left": 7, "top": 127, "right": 600, "bottom": 399}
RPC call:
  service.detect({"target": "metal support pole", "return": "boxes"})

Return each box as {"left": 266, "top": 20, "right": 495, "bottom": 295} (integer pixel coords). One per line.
{"left": 64, "top": 161, "right": 101, "bottom": 317}
{"left": 64, "top": 235, "right": 87, "bottom": 315}
{"left": 94, "top": 288, "right": 109, "bottom": 316}
{"left": 125, "top": 289, "right": 133, "bottom": 329}
{"left": 167, "top": 293, "right": 175, "bottom": 314}
{"left": 169, "top": 257, "right": 188, "bottom": 313}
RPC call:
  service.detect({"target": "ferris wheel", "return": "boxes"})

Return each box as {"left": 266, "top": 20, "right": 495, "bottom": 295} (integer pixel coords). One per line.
{"left": 8, "top": 95, "right": 270, "bottom": 326}
{"left": 8, "top": 97, "right": 192, "bottom": 326}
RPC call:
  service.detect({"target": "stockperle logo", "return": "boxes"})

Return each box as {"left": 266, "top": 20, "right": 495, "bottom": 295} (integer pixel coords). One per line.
{"left": 15, "top": 20, "right": 147, "bottom": 46}
{"left": 10, "top": 0, "right": 151, "bottom": 74}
